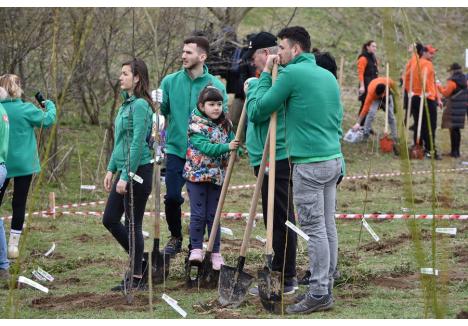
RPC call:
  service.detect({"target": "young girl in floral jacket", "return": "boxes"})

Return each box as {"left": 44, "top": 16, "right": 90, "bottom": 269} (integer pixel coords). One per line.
{"left": 183, "top": 86, "right": 239, "bottom": 269}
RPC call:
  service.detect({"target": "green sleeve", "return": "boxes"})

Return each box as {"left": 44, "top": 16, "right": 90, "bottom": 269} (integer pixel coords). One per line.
{"left": 190, "top": 133, "right": 230, "bottom": 157}
{"left": 24, "top": 100, "right": 57, "bottom": 128}
{"left": 255, "top": 70, "right": 294, "bottom": 120}
{"left": 107, "top": 151, "right": 117, "bottom": 173}
{"left": 246, "top": 79, "right": 270, "bottom": 124}
{"left": 222, "top": 87, "right": 229, "bottom": 113}
{"left": 160, "top": 77, "right": 170, "bottom": 116}
{"left": 120, "top": 100, "right": 151, "bottom": 181}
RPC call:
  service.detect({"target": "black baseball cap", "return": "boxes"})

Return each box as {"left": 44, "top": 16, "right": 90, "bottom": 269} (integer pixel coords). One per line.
{"left": 448, "top": 62, "right": 462, "bottom": 71}
{"left": 242, "top": 32, "right": 277, "bottom": 60}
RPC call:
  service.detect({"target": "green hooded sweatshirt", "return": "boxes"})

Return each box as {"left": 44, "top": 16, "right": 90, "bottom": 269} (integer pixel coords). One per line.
{"left": 254, "top": 53, "right": 344, "bottom": 164}
{"left": 0, "top": 98, "right": 56, "bottom": 177}
{"left": 245, "top": 77, "right": 288, "bottom": 167}
{"left": 160, "top": 65, "right": 228, "bottom": 159}
{"left": 107, "top": 93, "right": 153, "bottom": 182}
{"left": 0, "top": 103, "right": 9, "bottom": 164}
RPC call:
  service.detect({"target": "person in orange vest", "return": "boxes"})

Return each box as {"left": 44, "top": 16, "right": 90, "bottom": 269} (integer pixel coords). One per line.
{"left": 403, "top": 43, "right": 424, "bottom": 128}
{"left": 408, "top": 44, "right": 441, "bottom": 160}
{"left": 357, "top": 40, "right": 379, "bottom": 126}
{"left": 352, "top": 77, "right": 397, "bottom": 146}
{"left": 437, "top": 63, "right": 468, "bottom": 158}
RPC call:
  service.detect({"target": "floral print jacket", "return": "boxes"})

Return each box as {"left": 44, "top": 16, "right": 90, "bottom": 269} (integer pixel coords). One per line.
{"left": 183, "top": 108, "right": 234, "bottom": 186}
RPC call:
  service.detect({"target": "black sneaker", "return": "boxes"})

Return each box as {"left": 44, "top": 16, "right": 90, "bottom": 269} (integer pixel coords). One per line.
{"left": 298, "top": 271, "right": 311, "bottom": 285}
{"left": 163, "top": 236, "right": 182, "bottom": 258}
{"left": 284, "top": 277, "right": 299, "bottom": 293}
{"left": 111, "top": 277, "right": 147, "bottom": 292}
{"left": 286, "top": 293, "right": 333, "bottom": 314}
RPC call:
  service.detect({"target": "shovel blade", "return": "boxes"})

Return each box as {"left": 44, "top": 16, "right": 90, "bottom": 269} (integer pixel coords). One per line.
{"left": 199, "top": 253, "right": 220, "bottom": 289}
{"left": 218, "top": 264, "right": 255, "bottom": 308}
{"left": 257, "top": 267, "right": 283, "bottom": 314}
{"left": 153, "top": 251, "right": 171, "bottom": 284}
{"left": 379, "top": 134, "right": 394, "bottom": 153}
{"left": 410, "top": 144, "right": 424, "bottom": 160}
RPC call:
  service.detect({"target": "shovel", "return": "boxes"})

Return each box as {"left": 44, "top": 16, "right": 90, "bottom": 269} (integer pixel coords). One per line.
{"left": 218, "top": 127, "right": 271, "bottom": 308}
{"left": 196, "top": 97, "right": 249, "bottom": 289}
{"left": 258, "top": 63, "right": 283, "bottom": 314}
{"left": 410, "top": 68, "right": 427, "bottom": 160}
{"left": 405, "top": 64, "right": 414, "bottom": 142}
{"left": 379, "top": 63, "right": 394, "bottom": 153}
{"left": 142, "top": 99, "right": 170, "bottom": 285}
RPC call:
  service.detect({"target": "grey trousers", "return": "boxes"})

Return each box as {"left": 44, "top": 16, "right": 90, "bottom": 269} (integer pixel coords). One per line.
{"left": 292, "top": 158, "right": 342, "bottom": 296}
{"left": 363, "top": 95, "right": 397, "bottom": 139}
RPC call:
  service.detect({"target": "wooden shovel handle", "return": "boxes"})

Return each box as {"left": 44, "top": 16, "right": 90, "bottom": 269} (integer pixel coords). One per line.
{"left": 265, "top": 63, "right": 279, "bottom": 256}
{"left": 239, "top": 128, "right": 270, "bottom": 257}
{"left": 405, "top": 66, "right": 414, "bottom": 138}
{"left": 416, "top": 68, "right": 428, "bottom": 143}
{"left": 384, "top": 63, "right": 389, "bottom": 134}
{"left": 206, "top": 99, "right": 248, "bottom": 252}
{"left": 153, "top": 106, "right": 162, "bottom": 238}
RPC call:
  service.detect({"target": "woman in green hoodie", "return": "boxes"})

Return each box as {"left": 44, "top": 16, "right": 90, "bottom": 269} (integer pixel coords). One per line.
{"left": 0, "top": 74, "right": 56, "bottom": 259}
{"left": 0, "top": 86, "right": 10, "bottom": 282}
{"left": 102, "top": 58, "right": 154, "bottom": 292}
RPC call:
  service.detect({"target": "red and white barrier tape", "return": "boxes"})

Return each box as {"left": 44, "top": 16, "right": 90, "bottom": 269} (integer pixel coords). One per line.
{"left": 3, "top": 211, "right": 466, "bottom": 221}
{"left": 1, "top": 167, "right": 466, "bottom": 220}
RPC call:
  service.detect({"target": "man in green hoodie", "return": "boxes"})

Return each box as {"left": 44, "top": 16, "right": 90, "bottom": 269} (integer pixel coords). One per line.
{"left": 252, "top": 26, "right": 344, "bottom": 314}
{"left": 242, "top": 31, "right": 298, "bottom": 295}
{"left": 159, "top": 36, "right": 228, "bottom": 257}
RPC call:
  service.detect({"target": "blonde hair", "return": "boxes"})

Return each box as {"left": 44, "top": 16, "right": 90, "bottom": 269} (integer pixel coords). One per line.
{"left": 0, "top": 74, "right": 23, "bottom": 98}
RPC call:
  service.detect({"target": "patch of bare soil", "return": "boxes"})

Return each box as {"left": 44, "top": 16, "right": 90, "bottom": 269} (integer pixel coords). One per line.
{"left": 371, "top": 273, "right": 419, "bottom": 290}
{"left": 31, "top": 292, "right": 151, "bottom": 311}
{"left": 73, "top": 234, "right": 93, "bottom": 243}
{"left": 456, "top": 310, "right": 468, "bottom": 318}
{"left": 454, "top": 246, "right": 468, "bottom": 264}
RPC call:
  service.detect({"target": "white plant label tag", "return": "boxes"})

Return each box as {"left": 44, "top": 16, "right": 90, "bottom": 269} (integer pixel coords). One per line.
{"left": 32, "top": 271, "right": 47, "bottom": 282}
{"left": 128, "top": 172, "right": 143, "bottom": 184}
{"left": 435, "top": 228, "right": 457, "bottom": 236}
{"left": 162, "top": 293, "right": 187, "bottom": 318}
{"left": 44, "top": 242, "right": 56, "bottom": 257}
{"left": 420, "top": 268, "right": 439, "bottom": 276}
{"left": 37, "top": 267, "right": 54, "bottom": 282}
{"left": 220, "top": 227, "right": 233, "bottom": 236}
{"left": 255, "top": 235, "right": 266, "bottom": 244}
{"left": 18, "top": 276, "right": 49, "bottom": 293}
{"left": 362, "top": 219, "right": 380, "bottom": 242}
{"left": 80, "top": 185, "right": 96, "bottom": 190}
{"left": 285, "top": 221, "right": 310, "bottom": 241}
{"left": 142, "top": 231, "right": 150, "bottom": 238}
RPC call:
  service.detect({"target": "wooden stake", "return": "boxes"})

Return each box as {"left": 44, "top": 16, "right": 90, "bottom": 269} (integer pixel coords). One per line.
{"left": 48, "top": 192, "right": 56, "bottom": 218}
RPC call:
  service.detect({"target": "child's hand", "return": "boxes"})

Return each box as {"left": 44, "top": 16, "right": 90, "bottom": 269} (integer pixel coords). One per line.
{"left": 229, "top": 140, "right": 240, "bottom": 150}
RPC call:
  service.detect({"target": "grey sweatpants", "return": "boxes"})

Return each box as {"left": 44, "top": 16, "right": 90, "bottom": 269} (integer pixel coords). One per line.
{"left": 363, "top": 94, "right": 397, "bottom": 139}
{"left": 292, "top": 158, "right": 342, "bottom": 296}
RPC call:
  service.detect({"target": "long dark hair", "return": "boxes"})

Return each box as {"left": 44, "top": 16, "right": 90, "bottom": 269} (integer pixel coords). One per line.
{"left": 122, "top": 58, "right": 155, "bottom": 112}
{"left": 197, "top": 85, "right": 232, "bottom": 133}
{"left": 361, "top": 40, "right": 375, "bottom": 54}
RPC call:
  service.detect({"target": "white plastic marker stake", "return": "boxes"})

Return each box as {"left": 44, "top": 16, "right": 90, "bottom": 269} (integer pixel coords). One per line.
{"left": 220, "top": 227, "right": 233, "bottom": 236}
{"left": 420, "top": 268, "right": 439, "bottom": 276}
{"left": 80, "top": 185, "right": 96, "bottom": 190}
{"left": 128, "top": 172, "right": 143, "bottom": 184}
{"left": 18, "top": 276, "right": 49, "bottom": 293}
{"left": 44, "top": 242, "right": 56, "bottom": 257}
{"left": 435, "top": 228, "right": 457, "bottom": 236}
{"left": 285, "top": 221, "right": 310, "bottom": 241}
{"left": 162, "top": 293, "right": 187, "bottom": 318}
{"left": 255, "top": 235, "right": 266, "bottom": 244}
{"left": 37, "top": 267, "right": 54, "bottom": 282}
{"left": 362, "top": 219, "right": 380, "bottom": 242}
{"left": 32, "top": 271, "right": 47, "bottom": 282}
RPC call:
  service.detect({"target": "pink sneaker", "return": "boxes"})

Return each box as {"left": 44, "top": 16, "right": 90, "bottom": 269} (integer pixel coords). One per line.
{"left": 189, "top": 249, "right": 203, "bottom": 263}
{"left": 211, "top": 253, "right": 224, "bottom": 270}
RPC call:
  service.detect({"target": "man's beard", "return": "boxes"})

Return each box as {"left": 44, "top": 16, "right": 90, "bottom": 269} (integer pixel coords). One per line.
{"left": 184, "top": 60, "right": 201, "bottom": 70}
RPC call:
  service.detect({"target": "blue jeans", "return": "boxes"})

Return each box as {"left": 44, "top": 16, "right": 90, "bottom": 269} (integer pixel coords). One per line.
{"left": 164, "top": 154, "right": 186, "bottom": 238}
{"left": 186, "top": 181, "right": 221, "bottom": 253}
{"left": 0, "top": 164, "right": 9, "bottom": 270}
